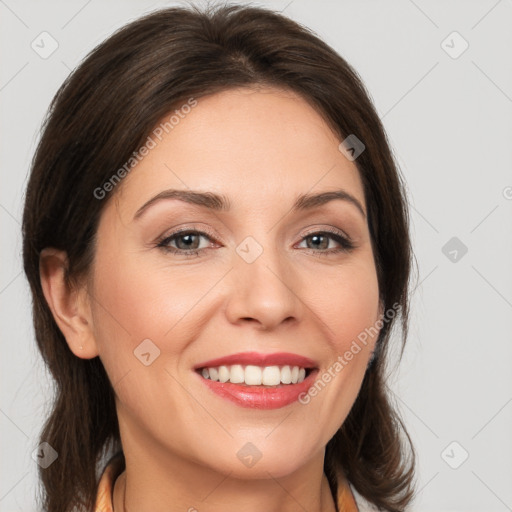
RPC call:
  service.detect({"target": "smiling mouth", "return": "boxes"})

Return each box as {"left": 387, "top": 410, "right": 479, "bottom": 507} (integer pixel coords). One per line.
{"left": 195, "top": 364, "right": 316, "bottom": 387}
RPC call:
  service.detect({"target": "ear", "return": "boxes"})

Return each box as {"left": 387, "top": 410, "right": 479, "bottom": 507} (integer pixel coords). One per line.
{"left": 39, "top": 248, "right": 99, "bottom": 359}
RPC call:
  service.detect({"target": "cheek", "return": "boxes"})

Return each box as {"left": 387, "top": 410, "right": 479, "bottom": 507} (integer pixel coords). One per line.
{"left": 303, "top": 255, "right": 381, "bottom": 355}
{"left": 88, "top": 240, "right": 227, "bottom": 389}
{"left": 296, "top": 260, "right": 380, "bottom": 438}
{"left": 333, "top": 272, "right": 380, "bottom": 354}
{"left": 90, "top": 247, "right": 200, "bottom": 342}
{"left": 87, "top": 248, "right": 204, "bottom": 425}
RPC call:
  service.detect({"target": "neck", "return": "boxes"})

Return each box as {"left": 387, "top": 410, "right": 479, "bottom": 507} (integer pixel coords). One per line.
{"left": 112, "top": 450, "right": 339, "bottom": 512}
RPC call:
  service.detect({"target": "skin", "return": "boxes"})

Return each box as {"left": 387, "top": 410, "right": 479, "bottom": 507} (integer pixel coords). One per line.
{"left": 40, "top": 86, "right": 383, "bottom": 512}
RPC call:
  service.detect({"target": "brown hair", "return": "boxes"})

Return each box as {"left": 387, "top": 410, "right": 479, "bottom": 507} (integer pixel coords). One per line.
{"left": 22, "top": 3, "right": 415, "bottom": 511}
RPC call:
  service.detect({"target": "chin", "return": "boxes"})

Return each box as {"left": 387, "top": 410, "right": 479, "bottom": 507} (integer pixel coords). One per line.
{"left": 200, "top": 438, "right": 319, "bottom": 480}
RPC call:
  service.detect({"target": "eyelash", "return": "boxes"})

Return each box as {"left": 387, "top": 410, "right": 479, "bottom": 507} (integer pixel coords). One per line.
{"left": 156, "top": 226, "right": 355, "bottom": 258}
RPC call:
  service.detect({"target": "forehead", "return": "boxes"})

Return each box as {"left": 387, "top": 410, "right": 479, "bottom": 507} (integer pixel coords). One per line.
{"left": 107, "top": 86, "right": 365, "bottom": 221}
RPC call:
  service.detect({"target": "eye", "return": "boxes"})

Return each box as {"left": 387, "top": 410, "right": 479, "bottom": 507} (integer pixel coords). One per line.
{"left": 156, "top": 228, "right": 217, "bottom": 257}
{"left": 296, "top": 228, "right": 355, "bottom": 255}
{"left": 156, "top": 226, "right": 355, "bottom": 258}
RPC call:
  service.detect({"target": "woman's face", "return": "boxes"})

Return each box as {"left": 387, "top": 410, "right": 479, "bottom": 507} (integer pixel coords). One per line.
{"left": 87, "top": 86, "right": 382, "bottom": 478}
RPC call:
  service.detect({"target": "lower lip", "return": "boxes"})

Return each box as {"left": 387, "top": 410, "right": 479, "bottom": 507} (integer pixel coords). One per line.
{"left": 195, "top": 369, "right": 319, "bottom": 409}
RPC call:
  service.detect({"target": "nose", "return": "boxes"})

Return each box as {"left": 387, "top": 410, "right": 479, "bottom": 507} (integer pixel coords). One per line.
{"left": 223, "top": 240, "right": 304, "bottom": 331}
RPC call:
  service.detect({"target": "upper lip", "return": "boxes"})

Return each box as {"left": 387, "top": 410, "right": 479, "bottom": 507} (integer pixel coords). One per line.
{"left": 193, "top": 351, "right": 318, "bottom": 370}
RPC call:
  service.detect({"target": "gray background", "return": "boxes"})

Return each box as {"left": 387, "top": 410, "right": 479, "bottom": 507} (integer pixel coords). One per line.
{"left": 1, "top": 0, "right": 511, "bottom": 510}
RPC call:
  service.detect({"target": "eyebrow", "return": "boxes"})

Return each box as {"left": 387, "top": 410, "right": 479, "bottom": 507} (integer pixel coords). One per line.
{"left": 133, "top": 188, "right": 366, "bottom": 220}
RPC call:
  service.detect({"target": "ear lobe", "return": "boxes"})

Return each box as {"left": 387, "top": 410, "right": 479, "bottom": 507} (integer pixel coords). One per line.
{"left": 39, "top": 248, "right": 99, "bottom": 359}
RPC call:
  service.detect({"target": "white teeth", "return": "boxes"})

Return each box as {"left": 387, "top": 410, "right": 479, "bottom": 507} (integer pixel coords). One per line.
{"left": 245, "top": 365, "right": 262, "bottom": 385}
{"left": 201, "top": 364, "right": 310, "bottom": 386}
{"left": 262, "top": 366, "right": 281, "bottom": 386}
{"left": 218, "top": 365, "right": 230, "bottom": 383}
{"left": 280, "top": 365, "right": 292, "bottom": 384}
{"left": 229, "top": 364, "right": 245, "bottom": 383}
{"left": 209, "top": 367, "right": 219, "bottom": 381}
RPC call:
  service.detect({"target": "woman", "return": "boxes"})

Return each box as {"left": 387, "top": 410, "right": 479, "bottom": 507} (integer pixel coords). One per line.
{"left": 22, "top": 3, "right": 415, "bottom": 511}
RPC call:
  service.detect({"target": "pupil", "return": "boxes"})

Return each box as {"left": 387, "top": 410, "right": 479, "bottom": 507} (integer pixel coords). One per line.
{"left": 178, "top": 234, "right": 198, "bottom": 249}
{"left": 310, "top": 235, "right": 327, "bottom": 249}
